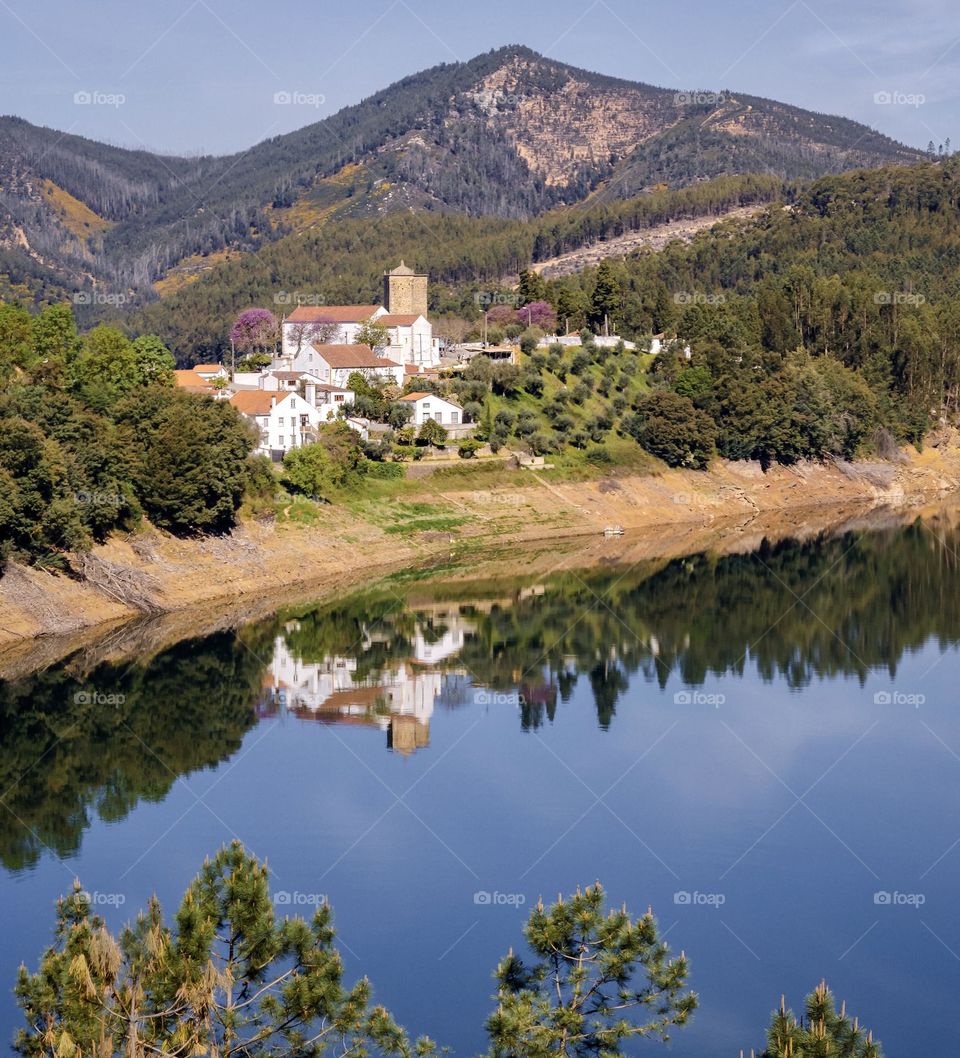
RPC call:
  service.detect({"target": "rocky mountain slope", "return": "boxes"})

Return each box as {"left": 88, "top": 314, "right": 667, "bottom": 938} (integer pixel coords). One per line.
{"left": 0, "top": 45, "right": 923, "bottom": 311}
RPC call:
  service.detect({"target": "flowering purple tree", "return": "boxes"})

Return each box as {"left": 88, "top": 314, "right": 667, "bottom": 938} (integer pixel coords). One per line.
{"left": 230, "top": 308, "right": 278, "bottom": 353}
{"left": 521, "top": 300, "right": 557, "bottom": 331}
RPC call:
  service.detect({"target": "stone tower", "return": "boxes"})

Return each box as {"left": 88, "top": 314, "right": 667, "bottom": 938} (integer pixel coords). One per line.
{"left": 383, "top": 260, "right": 428, "bottom": 317}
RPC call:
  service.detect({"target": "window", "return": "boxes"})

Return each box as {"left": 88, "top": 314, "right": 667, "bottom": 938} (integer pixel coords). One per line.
{"left": 450, "top": 412, "right": 459, "bottom": 425}
{"left": 278, "top": 417, "right": 285, "bottom": 426}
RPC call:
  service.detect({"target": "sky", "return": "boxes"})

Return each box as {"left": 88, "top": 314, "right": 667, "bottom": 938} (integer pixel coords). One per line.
{"left": 1, "top": 0, "right": 957, "bottom": 156}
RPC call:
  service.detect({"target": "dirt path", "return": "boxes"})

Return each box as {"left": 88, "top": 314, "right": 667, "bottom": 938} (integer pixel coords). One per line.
{"left": 528, "top": 206, "right": 765, "bottom": 279}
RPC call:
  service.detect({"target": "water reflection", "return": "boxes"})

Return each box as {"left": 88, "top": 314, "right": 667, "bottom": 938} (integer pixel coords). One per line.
{"left": 1, "top": 519, "right": 959, "bottom": 869}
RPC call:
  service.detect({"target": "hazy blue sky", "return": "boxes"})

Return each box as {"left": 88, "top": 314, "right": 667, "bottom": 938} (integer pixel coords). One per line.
{"left": 2, "top": 0, "right": 956, "bottom": 155}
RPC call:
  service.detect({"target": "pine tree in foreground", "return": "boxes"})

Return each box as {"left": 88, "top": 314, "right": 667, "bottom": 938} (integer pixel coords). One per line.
{"left": 486, "top": 883, "right": 697, "bottom": 1058}
{"left": 762, "top": 980, "right": 882, "bottom": 1057}
{"left": 14, "top": 842, "right": 433, "bottom": 1058}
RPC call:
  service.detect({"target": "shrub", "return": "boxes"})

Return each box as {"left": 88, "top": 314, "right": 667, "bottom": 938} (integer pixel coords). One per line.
{"left": 626, "top": 392, "right": 716, "bottom": 469}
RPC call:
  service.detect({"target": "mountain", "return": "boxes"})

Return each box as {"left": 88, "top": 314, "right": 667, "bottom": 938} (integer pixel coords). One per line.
{"left": 0, "top": 45, "right": 925, "bottom": 312}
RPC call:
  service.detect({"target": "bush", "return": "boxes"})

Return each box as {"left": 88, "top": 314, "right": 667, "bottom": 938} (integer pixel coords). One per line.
{"left": 626, "top": 392, "right": 716, "bottom": 469}
{"left": 585, "top": 446, "right": 613, "bottom": 465}
{"left": 458, "top": 439, "right": 483, "bottom": 459}
{"left": 364, "top": 460, "right": 405, "bottom": 479}
{"left": 417, "top": 418, "right": 448, "bottom": 448}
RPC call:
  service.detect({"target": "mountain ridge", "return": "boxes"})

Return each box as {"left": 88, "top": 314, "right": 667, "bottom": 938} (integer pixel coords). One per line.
{"left": 0, "top": 44, "right": 925, "bottom": 312}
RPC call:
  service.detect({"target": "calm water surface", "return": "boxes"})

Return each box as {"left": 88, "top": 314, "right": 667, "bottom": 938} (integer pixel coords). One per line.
{"left": 3, "top": 519, "right": 960, "bottom": 1055}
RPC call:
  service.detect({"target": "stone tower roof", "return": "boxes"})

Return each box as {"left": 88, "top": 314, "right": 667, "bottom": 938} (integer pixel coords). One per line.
{"left": 387, "top": 260, "right": 415, "bottom": 275}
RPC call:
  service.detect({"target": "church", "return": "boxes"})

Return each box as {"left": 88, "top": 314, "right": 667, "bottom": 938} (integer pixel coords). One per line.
{"left": 278, "top": 262, "right": 441, "bottom": 375}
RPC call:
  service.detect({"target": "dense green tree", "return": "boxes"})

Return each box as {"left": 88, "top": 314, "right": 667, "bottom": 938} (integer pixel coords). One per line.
{"left": 626, "top": 392, "right": 716, "bottom": 469}
{"left": 486, "top": 883, "right": 696, "bottom": 1058}
{"left": 15, "top": 843, "right": 424, "bottom": 1058}
{"left": 761, "top": 982, "right": 881, "bottom": 1057}
{"left": 131, "top": 334, "right": 176, "bottom": 386}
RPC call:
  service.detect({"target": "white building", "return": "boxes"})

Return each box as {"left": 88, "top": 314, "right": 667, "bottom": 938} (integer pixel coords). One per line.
{"left": 228, "top": 390, "right": 322, "bottom": 459}
{"left": 310, "top": 344, "right": 404, "bottom": 388}
{"left": 378, "top": 313, "right": 441, "bottom": 368}
{"left": 398, "top": 392, "right": 464, "bottom": 426}
{"left": 281, "top": 305, "right": 386, "bottom": 362}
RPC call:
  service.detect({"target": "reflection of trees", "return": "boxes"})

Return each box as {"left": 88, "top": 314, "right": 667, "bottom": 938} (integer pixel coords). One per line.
{"left": 0, "top": 627, "right": 270, "bottom": 871}
{"left": 454, "top": 525, "right": 960, "bottom": 727}
{"left": 4, "top": 521, "right": 958, "bottom": 868}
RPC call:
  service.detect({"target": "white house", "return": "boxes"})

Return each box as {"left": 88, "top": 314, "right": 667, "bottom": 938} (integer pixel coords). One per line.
{"left": 379, "top": 313, "right": 441, "bottom": 368}
{"left": 229, "top": 390, "right": 323, "bottom": 459}
{"left": 280, "top": 305, "right": 387, "bottom": 364}
{"left": 310, "top": 344, "right": 404, "bottom": 388}
{"left": 398, "top": 392, "right": 465, "bottom": 426}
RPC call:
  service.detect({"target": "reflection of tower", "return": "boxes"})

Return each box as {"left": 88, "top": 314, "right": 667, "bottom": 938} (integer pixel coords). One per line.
{"left": 383, "top": 260, "right": 428, "bottom": 317}
{"left": 388, "top": 714, "right": 430, "bottom": 755}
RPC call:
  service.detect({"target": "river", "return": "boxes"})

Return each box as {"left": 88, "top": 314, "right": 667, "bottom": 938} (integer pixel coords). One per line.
{"left": 2, "top": 514, "right": 960, "bottom": 1055}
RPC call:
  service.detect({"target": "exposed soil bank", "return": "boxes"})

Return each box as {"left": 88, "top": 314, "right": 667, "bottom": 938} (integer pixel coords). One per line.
{"left": 3, "top": 434, "right": 960, "bottom": 672}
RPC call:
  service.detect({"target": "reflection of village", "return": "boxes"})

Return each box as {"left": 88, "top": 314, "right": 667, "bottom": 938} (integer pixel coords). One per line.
{"left": 256, "top": 605, "right": 474, "bottom": 754}
{"left": 255, "top": 593, "right": 566, "bottom": 751}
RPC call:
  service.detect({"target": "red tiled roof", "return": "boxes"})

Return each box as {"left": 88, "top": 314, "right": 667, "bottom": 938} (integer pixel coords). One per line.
{"left": 379, "top": 314, "right": 423, "bottom": 326}
{"left": 174, "top": 370, "right": 215, "bottom": 391}
{"left": 193, "top": 364, "right": 224, "bottom": 373}
{"left": 286, "top": 305, "right": 381, "bottom": 323}
{"left": 312, "top": 344, "right": 400, "bottom": 369}
{"left": 230, "top": 391, "right": 288, "bottom": 415}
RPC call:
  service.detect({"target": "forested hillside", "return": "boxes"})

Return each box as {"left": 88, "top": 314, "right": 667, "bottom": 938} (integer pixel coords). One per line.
{"left": 0, "top": 45, "right": 923, "bottom": 310}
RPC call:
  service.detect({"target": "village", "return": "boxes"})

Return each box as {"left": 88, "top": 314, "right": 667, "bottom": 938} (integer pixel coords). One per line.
{"left": 173, "top": 262, "right": 487, "bottom": 460}
{"left": 172, "top": 260, "right": 664, "bottom": 464}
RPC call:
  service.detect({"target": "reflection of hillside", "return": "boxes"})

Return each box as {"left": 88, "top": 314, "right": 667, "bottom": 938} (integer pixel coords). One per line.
{"left": 0, "top": 629, "right": 267, "bottom": 871}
